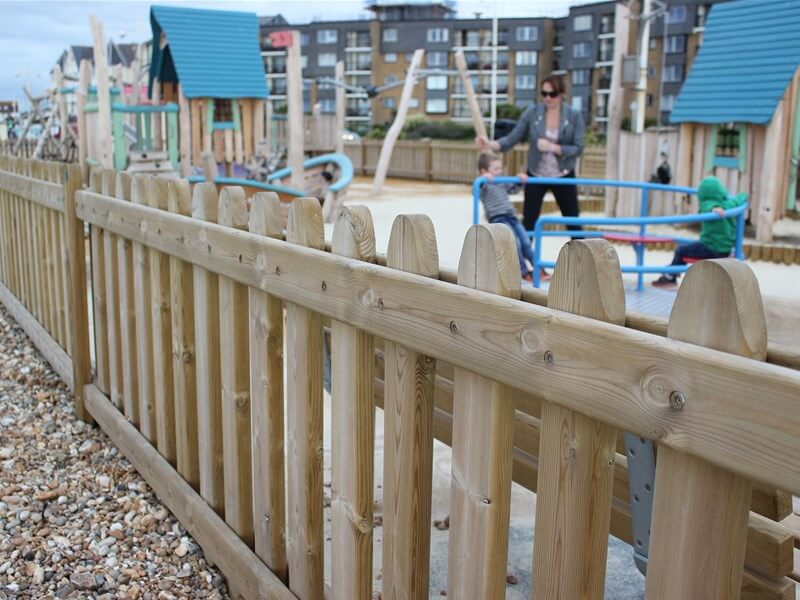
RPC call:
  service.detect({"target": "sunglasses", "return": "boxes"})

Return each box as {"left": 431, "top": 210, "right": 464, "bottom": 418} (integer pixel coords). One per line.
{"left": 541, "top": 90, "right": 560, "bottom": 98}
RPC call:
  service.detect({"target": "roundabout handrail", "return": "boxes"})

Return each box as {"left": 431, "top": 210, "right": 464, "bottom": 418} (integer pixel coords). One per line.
{"left": 472, "top": 175, "right": 747, "bottom": 290}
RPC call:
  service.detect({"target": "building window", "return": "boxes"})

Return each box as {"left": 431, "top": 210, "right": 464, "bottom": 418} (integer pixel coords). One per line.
{"left": 384, "top": 52, "right": 397, "bottom": 63}
{"left": 425, "top": 98, "right": 447, "bottom": 114}
{"left": 384, "top": 75, "right": 397, "bottom": 85}
{"left": 515, "top": 51, "right": 537, "bottom": 66}
{"left": 516, "top": 26, "right": 538, "bottom": 42}
{"left": 662, "top": 94, "right": 676, "bottom": 111}
{"left": 426, "top": 75, "right": 448, "bottom": 90}
{"left": 405, "top": 52, "right": 414, "bottom": 62}
{"left": 573, "top": 15, "right": 592, "bottom": 32}
{"left": 427, "top": 52, "right": 448, "bottom": 67}
{"left": 597, "top": 39, "right": 614, "bottom": 62}
{"left": 648, "top": 65, "right": 656, "bottom": 79}
{"left": 320, "top": 99, "right": 336, "bottom": 114}
{"left": 665, "top": 35, "right": 686, "bottom": 54}
{"left": 346, "top": 31, "right": 370, "bottom": 47}
{"left": 382, "top": 28, "right": 398, "bottom": 43}
{"left": 695, "top": 4, "right": 711, "bottom": 28}
{"left": 646, "top": 94, "right": 653, "bottom": 106}
{"left": 427, "top": 28, "right": 449, "bottom": 43}
{"left": 383, "top": 97, "right": 396, "bottom": 109}
{"left": 571, "top": 96, "right": 584, "bottom": 111}
{"left": 346, "top": 97, "right": 370, "bottom": 118}
{"left": 317, "top": 29, "right": 338, "bottom": 44}
{"left": 515, "top": 98, "right": 535, "bottom": 109}
{"left": 666, "top": 5, "right": 687, "bottom": 24}
{"left": 300, "top": 55, "right": 308, "bottom": 69}
{"left": 572, "top": 69, "right": 590, "bottom": 86}
{"left": 649, "top": 38, "right": 657, "bottom": 50}
{"left": 515, "top": 74, "right": 536, "bottom": 90}
{"left": 300, "top": 33, "right": 310, "bottom": 46}
{"left": 347, "top": 74, "right": 370, "bottom": 88}
{"left": 572, "top": 42, "right": 591, "bottom": 59}
{"left": 713, "top": 124, "right": 744, "bottom": 168}
{"left": 318, "top": 53, "right": 337, "bottom": 68}
{"left": 345, "top": 53, "right": 371, "bottom": 71}
{"left": 663, "top": 64, "right": 684, "bottom": 82}
{"left": 408, "top": 97, "right": 419, "bottom": 108}
{"left": 600, "top": 14, "right": 615, "bottom": 34}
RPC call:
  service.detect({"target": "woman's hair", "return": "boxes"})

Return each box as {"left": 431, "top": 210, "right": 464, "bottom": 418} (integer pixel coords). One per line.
{"left": 478, "top": 152, "right": 500, "bottom": 171}
{"left": 541, "top": 73, "right": 565, "bottom": 96}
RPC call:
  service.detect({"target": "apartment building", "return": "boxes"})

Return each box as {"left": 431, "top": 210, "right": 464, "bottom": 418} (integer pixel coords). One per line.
{"left": 259, "top": 0, "right": 731, "bottom": 135}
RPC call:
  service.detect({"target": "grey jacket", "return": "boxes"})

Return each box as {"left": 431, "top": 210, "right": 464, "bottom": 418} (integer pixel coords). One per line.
{"left": 497, "top": 103, "right": 585, "bottom": 175}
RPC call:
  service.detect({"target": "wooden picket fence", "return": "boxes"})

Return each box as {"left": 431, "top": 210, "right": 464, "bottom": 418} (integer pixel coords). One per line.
{"left": 0, "top": 156, "right": 799, "bottom": 600}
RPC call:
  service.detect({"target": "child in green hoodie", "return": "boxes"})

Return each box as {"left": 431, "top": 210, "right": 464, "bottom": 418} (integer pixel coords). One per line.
{"left": 652, "top": 176, "right": 747, "bottom": 287}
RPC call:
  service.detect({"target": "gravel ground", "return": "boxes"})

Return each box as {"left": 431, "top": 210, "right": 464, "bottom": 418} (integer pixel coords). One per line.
{"left": 0, "top": 306, "right": 230, "bottom": 600}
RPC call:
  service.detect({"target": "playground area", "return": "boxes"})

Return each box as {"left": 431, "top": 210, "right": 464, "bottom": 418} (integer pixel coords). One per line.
{"left": 1, "top": 0, "right": 799, "bottom": 598}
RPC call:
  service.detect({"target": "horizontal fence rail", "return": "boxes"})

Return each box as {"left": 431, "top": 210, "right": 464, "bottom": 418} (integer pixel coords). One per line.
{"left": 0, "top": 158, "right": 798, "bottom": 600}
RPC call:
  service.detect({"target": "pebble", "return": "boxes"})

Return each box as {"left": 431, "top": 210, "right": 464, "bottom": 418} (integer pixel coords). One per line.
{"left": 0, "top": 306, "right": 230, "bottom": 599}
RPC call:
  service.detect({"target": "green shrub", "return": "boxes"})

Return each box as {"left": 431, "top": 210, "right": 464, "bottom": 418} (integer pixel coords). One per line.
{"left": 400, "top": 118, "right": 475, "bottom": 140}
{"left": 496, "top": 103, "right": 524, "bottom": 120}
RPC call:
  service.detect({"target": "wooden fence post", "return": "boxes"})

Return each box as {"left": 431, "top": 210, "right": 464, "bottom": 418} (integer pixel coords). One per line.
{"left": 447, "top": 224, "right": 520, "bottom": 599}
{"left": 63, "top": 163, "right": 91, "bottom": 421}
{"left": 51, "top": 163, "right": 69, "bottom": 351}
{"left": 248, "top": 192, "right": 288, "bottom": 581}
{"left": 646, "top": 260, "right": 765, "bottom": 599}
{"left": 115, "top": 171, "right": 140, "bottom": 426}
{"left": 330, "top": 206, "right": 377, "bottom": 599}
{"left": 131, "top": 175, "right": 156, "bottom": 444}
{"left": 102, "top": 169, "right": 123, "bottom": 409}
{"left": 217, "top": 186, "right": 254, "bottom": 548}
{"left": 533, "top": 239, "right": 625, "bottom": 599}
{"left": 285, "top": 197, "right": 325, "bottom": 600}
{"left": 149, "top": 177, "right": 176, "bottom": 464}
{"left": 169, "top": 179, "right": 200, "bottom": 489}
{"left": 88, "top": 168, "right": 109, "bottom": 394}
{"left": 192, "top": 182, "right": 225, "bottom": 516}
{"left": 381, "top": 214, "right": 439, "bottom": 600}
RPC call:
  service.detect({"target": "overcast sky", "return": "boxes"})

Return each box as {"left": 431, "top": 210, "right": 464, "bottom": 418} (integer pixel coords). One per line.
{"left": 2, "top": 0, "right": 607, "bottom": 109}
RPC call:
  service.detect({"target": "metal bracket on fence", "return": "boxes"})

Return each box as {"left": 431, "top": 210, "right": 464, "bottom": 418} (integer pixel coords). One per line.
{"left": 624, "top": 432, "right": 656, "bottom": 576}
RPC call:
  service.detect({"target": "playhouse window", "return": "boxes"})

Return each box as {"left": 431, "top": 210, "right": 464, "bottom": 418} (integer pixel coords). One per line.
{"left": 710, "top": 123, "right": 747, "bottom": 171}
{"left": 215, "top": 99, "right": 233, "bottom": 122}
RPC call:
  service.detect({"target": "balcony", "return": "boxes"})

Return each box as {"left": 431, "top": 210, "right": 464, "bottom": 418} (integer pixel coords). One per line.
{"left": 598, "top": 77, "right": 611, "bottom": 90}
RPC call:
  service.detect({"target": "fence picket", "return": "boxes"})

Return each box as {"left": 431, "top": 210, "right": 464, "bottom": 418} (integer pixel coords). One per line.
{"left": 130, "top": 175, "right": 156, "bottom": 443}
{"left": 148, "top": 177, "right": 176, "bottom": 464}
{"left": 88, "top": 168, "right": 109, "bottom": 394}
{"left": 192, "top": 182, "right": 225, "bottom": 516}
{"left": 331, "top": 206, "right": 376, "bottom": 599}
{"left": 447, "top": 224, "right": 520, "bottom": 599}
{"left": 285, "top": 197, "right": 325, "bottom": 600}
{"left": 247, "top": 191, "right": 287, "bottom": 580}
{"left": 169, "top": 179, "right": 200, "bottom": 489}
{"left": 533, "top": 239, "right": 625, "bottom": 599}
{"left": 381, "top": 214, "right": 439, "bottom": 600}
{"left": 646, "top": 259, "right": 764, "bottom": 599}
{"left": 115, "top": 172, "right": 140, "bottom": 426}
{"left": 218, "top": 186, "right": 254, "bottom": 548}
{"left": 101, "top": 169, "right": 123, "bottom": 409}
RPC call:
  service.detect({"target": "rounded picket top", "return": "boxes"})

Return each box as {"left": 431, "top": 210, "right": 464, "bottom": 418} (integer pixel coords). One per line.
{"left": 332, "top": 206, "right": 376, "bottom": 262}
{"left": 548, "top": 238, "right": 625, "bottom": 325}
{"left": 386, "top": 214, "right": 439, "bottom": 276}
{"left": 668, "top": 258, "right": 767, "bottom": 360}
{"left": 458, "top": 223, "right": 521, "bottom": 298}
{"left": 287, "top": 197, "right": 324, "bottom": 250}
{"left": 191, "top": 182, "right": 219, "bottom": 223}
{"left": 114, "top": 171, "right": 132, "bottom": 201}
{"left": 248, "top": 191, "right": 284, "bottom": 238}
{"left": 168, "top": 179, "right": 192, "bottom": 216}
{"left": 218, "top": 186, "right": 249, "bottom": 230}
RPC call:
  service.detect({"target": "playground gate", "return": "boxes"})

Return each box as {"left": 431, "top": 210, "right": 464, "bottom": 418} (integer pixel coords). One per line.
{"left": 0, "top": 156, "right": 799, "bottom": 599}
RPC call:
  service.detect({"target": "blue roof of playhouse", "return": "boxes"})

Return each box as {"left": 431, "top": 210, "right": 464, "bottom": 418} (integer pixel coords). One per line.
{"left": 670, "top": 0, "right": 800, "bottom": 125}
{"left": 149, "top": 5, "right": 268, "bottom": 100}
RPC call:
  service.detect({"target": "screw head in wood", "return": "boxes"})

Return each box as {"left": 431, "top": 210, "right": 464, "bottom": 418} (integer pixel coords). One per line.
{"left": 543, "top": 351, "right": 554, "bottom": 366}
{"left": 321, "top": 281, "right": 327, "bottom": 291}
{"left": 449, "top": 320, "right": 458, "bottom": 334}
{"left": 669, "top": 391, "right": 686, "bottom": 410}
{"left": 274, "top": 266, "right": 280, "bottom": 276}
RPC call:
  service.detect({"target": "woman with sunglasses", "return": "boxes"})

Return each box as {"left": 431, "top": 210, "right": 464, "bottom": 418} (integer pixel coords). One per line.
{"left": 476, "top": 74, "right": 585, "bottom": 278}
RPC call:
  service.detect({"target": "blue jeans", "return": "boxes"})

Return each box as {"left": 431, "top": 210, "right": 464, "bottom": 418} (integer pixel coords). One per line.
{"left": 489, "top": 213, "right": 535, "bottom": 277}
{"left": 670, "top": 241, "right": 730, "bottom": 267}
